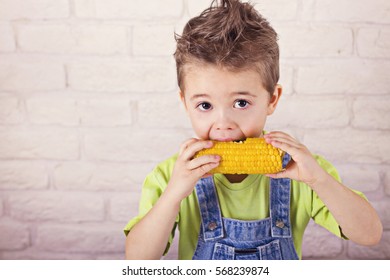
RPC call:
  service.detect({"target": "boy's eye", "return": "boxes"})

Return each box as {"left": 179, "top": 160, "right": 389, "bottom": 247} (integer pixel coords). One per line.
{"left": 234, "top": 99, "right": 249, "bottom": 108}
{"left": 197, "top": 102, "right": 212, "bottom": 111}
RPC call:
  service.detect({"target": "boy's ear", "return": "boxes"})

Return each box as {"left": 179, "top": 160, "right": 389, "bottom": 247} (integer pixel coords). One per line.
{"left": 179, "top": 91, "right": 188, "bottom": 111}
{"left": 267, "top": 84, "right": 282, "bottom": 115}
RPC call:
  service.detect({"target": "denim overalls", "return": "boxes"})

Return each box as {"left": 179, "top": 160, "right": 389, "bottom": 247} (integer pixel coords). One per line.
{"left": 192, "top": 153, "right": 299, "bottom": 260}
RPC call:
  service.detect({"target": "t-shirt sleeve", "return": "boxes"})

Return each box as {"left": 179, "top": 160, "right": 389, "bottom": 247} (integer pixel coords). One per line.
{"left": 123, "top": 160, "right": 179, "bottom": 255}
{"left": 309, "top": 155, "right": 367, "bottom": 239}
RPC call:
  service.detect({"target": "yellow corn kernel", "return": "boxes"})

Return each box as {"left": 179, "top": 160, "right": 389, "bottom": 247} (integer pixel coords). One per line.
{"left": 195, "top": 138, "right": 284, "bottom": 174}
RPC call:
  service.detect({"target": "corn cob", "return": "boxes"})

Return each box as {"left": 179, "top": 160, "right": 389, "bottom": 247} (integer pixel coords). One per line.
{"left": 195, "top": 138, "right": 284, "bottom": 174}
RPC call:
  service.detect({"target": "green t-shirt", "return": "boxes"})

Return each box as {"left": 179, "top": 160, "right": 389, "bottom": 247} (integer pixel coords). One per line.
{"left": 124, "top": 154, "right": 365, "bottom": 259}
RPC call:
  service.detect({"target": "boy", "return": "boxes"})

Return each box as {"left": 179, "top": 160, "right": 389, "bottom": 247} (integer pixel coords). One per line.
{"left": 124, "top": 0, "right": 382, "bottom": 260}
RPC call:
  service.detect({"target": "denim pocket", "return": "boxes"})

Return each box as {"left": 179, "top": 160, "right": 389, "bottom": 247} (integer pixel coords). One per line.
{"left": 258, "top": 239, "right": 282, "bottom": 260}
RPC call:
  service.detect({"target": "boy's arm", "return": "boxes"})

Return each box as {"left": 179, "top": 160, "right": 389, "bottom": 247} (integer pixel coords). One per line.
{"left": 264, "top": 132, "right": 382, "bottom": 245}
{"left": 125, "top": 138, "right": 220, "bottom": 259}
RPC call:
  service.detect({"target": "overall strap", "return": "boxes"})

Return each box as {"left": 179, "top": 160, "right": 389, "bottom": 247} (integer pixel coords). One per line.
{"left": 270, "top": 153, "right": 292, "bottom": 237}
{"left": 194, "top": 177, "right": 224, "bottom": 241}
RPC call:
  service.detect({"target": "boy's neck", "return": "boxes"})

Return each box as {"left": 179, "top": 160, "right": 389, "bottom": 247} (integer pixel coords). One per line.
{"left": 224, "top": 174, "right": 248, "bottom": 183}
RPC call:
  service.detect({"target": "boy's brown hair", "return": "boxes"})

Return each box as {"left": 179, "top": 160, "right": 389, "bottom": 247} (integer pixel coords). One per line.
{"left": 174, "top": 0, "right": 279, "bottom": 96}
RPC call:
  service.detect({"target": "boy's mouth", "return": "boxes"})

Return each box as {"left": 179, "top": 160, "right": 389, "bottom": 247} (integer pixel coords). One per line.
{"left": 214, "top": 138, "right": 246, "bottom": 142}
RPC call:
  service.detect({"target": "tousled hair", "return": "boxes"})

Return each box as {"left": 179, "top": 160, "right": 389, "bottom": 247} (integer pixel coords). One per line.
{"left": 174, "top": 0, "right": 279, "bottom": 95}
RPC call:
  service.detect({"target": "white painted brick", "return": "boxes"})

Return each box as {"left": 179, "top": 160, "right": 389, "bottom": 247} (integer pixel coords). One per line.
{"left": 0, "top": 220, "right": 30, "bottom": 250}
{"left": 385, "top": 170, "right": 390, "bottom": 196}
{"left": 0, "top": 161, "right": 48, "bottom": 190}
{"left": 357, "top": 28, "right": 390, "bottom": 58}
{"left": 67, "top": 59, "right": 176, "bottom": 93}
{"left": 0, "top": 97, "right": 24, "bottom": 124}
{"left": 84, "top": 129, "right": 191, "bottom": 162}
{"left": 0, "top": 127, "right": 79, "bottom": 160}
{"left": 75, "top": 0, "right": 183, "bottom": 20}
{"left": 268, "top": 96, "right": 349, "bottom": 128}
{"left": 26, "top": 98, "right": 79, "bottom": 126}
{"left": 0, "top": 23, "right": 15, "bottom": 51}
{"left": 302, "top": 0, "right": 390, "bottom": 24}
{"left": 303, "top": 129, "right": 390, "bottom": 164}
{"left": 352, "top": 97, "right": 390, "bottom": 130}
{"left": 78, "top": 98, "right": 133, "bottom": 126}
{"left": 278, "top": 65, "right": 293, "bottom": 96}
{"left": 0, "top": 0, "right": 69, "bottom": 20}
{"left": 187, "top": 0, "right": 212, "bottom": 16}
{"left": 188, "top": 0, "right": 299, "bottom": 21}
{"left": 36, "top": 224, "right": 124, "bottom": 253}
{"left": 336, "top": 164, "right": 380, "bottom": 193}
{"left": 252, "top": 0, "right": 298, "bottom": 22}
{"left": 302, "top": 221, "right": 344, "bottom": 259}
{"left": 137, "top": 94, "right": 191, "bottom": 129}
{"left": 296, "top": 60, "right": 390, "bottom": 95}
{"left": 53, "top": 162, "right": 154, "bottom": 191}
{"left": 278, "top": 25, "right": 353, "bottom": 57}
{"left": 0, "top": 60, "right": 65, "bottom": 92}
{"left": 17, "top": 24, "right": 128, "bottom": 55}
{"left": 347, "top": 231, "right": 390, "bottom": 259}
{"left": 371, "top": 199, "right": 390, "bottom": 230}
{"left": 109, "top": 192, "right": 141, "bottom": 223}
{"left": 8, "top": 192, "right": 105, "bottom": 222}
{"left": 1, "top": 250, "right": 91, "bottom": 260}
{"left": 133, "top": 25, "right": 176, "bottom": 56}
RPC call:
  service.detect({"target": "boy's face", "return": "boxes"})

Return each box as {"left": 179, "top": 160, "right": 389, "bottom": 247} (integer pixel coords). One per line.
{"left": 180, "top": 64, "right": 281, "bottom": 141}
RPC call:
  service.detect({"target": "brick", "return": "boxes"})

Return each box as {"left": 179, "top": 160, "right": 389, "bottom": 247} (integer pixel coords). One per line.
{"left": 109, "top": 192, "right": 141, "bottom": 223}
{"left": 302, "top": 221, "right": 344, "bottom": 259}
{"left": 0, "top": 161, "right": 48, "bottom": 190}
{"left": 137, "top": 94, "right": 190, "bottom": 129}
{"left": 78, "top": 98, "right": 132, "bottom": 126}
{"left": 17, "top": 24, "right": 128, "bottom": 55}
{"left": 53, "top": 162, "right": 154, "bottom": 191}
{"left": 0, "top": 127, "right": 79, "bottom": 160}
{"left": 67, "top": 59, "right": 176, "bottom": 93}
{"left": 278, "top": 25, "right": 353, "bottom": 57}
{"left": 371, "top": 199, "right": 390, "bottom": 230}
{"left": 1, "top": 250, "right": 91, "bottom": 260}
{"left": 352, "top": 97, "right": 390, "bottom": 130}
{"left": 0, "top": 60, "right": 66, "bottom": 92}
{"left": 0, "top": 0, "right": 69, "bottom": 20}
{"left": 84, "top": 128, "right": 191, "bottom": 162}
{"left": 267, "top": 96, "right": 349, "bottom": 129}
{"left": 75, "top": 0, "right": 183, "bottom": 20}
{"left": 36, "top": 224, "right": 124, "bottom": 253}
{"left": 357, "top": 28, "right": 390, "bottom": 58}
{"left": 133, "top": 25, "right": 176, "bottom": 56}
{"left": 336, "top": 164, "right": 380, "bottom": 193}
{"left": 0, "top": 97, "right": 24, "bottom": 124}
{"left": 278, "top": 65, "right": 293, "bottom": 96}
{"left": 385, "top": 170, "right": 390, "bottom": 196}
{"left": 302, "top": 0, "right": 390, "bottom": 24}
{"left": 8, "top": 192, "right": 105, "bottom": 222}
{"left": 296, "top": 60, "right": 390, "bottom": 95}
{"left": 0, "top": 23, "right": 15, "bottom": 51}
{"left": 188, "top": 0, "right": 299, "bottom": 21}
{"left": 26, "top": 98, "right": 79, "bottom": 126}
{"left": 347, "top": 231, "right": 390, "bottom": 259}
{"left": 303, "top": 129, "right": 390, "bottom": 164}
{"left": 0, "top": 220, "right": 30, "bottom": 250}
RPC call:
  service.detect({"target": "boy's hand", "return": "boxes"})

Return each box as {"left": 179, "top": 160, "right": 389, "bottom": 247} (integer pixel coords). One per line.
{"left": 264, "top": 131, "right": 328, "bottom": 187}
{"left": 168, "top": 138, "right": 220, "bottom": 201}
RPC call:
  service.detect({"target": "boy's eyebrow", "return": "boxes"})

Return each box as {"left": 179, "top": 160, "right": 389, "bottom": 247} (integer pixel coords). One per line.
{"left": 190, "top": 93, "right": 210, "bottom": 101}
{"left": 189, "top": 91, "right": 257, "bottom": 101}
{"left": 231, "top": 91, "right": 257, "bottom": 98}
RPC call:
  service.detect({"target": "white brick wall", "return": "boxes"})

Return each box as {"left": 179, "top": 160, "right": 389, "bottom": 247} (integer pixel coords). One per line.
{"left": 0, "top": 0, "right": 389, "bottom": 260}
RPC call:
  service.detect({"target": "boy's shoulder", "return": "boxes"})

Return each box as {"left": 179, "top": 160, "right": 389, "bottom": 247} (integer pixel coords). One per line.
{"left": 146, "top": 153, "right": 178, "bottom": 187}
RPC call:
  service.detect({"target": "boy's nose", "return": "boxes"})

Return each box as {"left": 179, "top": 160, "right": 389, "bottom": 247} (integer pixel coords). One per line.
{"left": 214, "top": 111, "right": 236, "bottom": 130}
